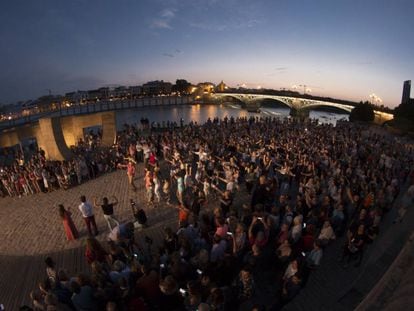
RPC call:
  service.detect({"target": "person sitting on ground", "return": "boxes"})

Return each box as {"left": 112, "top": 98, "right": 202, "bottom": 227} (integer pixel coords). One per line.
{"left": 233, "top": 265, "right": 255, "bottom": 303}
{"left": 305, "top": 240, "right": 323, "bottom": 269}
{"left": 30, "top": 290, "right": 46, "bottom": 311}
{"left": 109, "top": 260, "right": 131, "bottom": 284}
{"left": 45, "top": 257, "right": 57, "bottom": 285}
{"left": 281, "top": 273, "right": 302, "bottom": 303}
{"left": 108, "top": 222, "right": 137, "bottom": 256}
{"left": 107, "top": 241, "right": 128, "bottom": 265}
{"left": 70, "top": 279, "right": 97, "bottom": 311}
{"left": 276, "top": 239, "right": 292, "bottom": 263}
{"left": 85, "top": 237, "right": 109, "bottom": 265}
{"left": 130, "top": 199, "right": 147, "bottom": 228}
{"left": 318, "top": 220, "right": 336, "bottom": 246}
{"left": 340, "top": 224, "right": 366, "bottom": 268}
{"left": 38, "top": 278, "right": 73, "bottom": 310}
{"left": 283, "top": 258, "right": 300, "bottom": 284}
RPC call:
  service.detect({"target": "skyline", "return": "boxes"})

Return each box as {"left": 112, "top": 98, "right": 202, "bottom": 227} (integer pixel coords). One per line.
{"left": 1, "top": 0, "right": 414, "bottom": 107}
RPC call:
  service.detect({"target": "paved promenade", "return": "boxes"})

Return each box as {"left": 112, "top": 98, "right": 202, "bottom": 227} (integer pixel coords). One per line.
{"left": 0, "top": 166, "right": 178, "bottom": 309}
{"left": 0, "top": 160, "right": 412, "bottom": 310}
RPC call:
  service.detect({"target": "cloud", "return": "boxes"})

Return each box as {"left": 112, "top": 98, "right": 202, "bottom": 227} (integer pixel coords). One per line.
{"left": 266, "top": 67, "right": 288, "bottom": 76}
{"left": 151, "top": 8, "right": 176, "bottom": 30}
{"left": 189, "top": 18, "right": 261, "bottom": 32}
{"left": 162, "top": 49, "right": 183, "bottom": 58}
{"left": 160, "top": 8, "right": 176, "bottom": 18}
{"left": 347, "top": 61, "right": 373, "bottom": 66}
{"left": 151, "top": 20, "right": 172, "bottom": 29}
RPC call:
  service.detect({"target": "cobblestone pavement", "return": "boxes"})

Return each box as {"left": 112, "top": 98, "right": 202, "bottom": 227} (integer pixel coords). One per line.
{"left": 0, "top": 165, "right": 179, "bottom": 309}
{"left": 0, "top": 160, "right": 411, "bottom": 310}
{"left": 0, "top": 168, "right": 178, "bottom": 256}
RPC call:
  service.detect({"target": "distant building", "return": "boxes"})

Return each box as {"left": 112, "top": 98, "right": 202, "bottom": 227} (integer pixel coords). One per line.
{"left": 130, "top": 85, "right": 143, "bottom": 98}
{"left": 216, "top": 81, "right": 228, "bottom": 92}
{"left": 65, "top": 91, "right": 89, "bottom": 103}
{"left": 401, "top": 80, "right": 411, "bottom": 104}
{"left": 142, "top": 80, "right": 172, "bottom": 96}
{"left": 87, "top": 89, "right": 101, "bottom": 101}
{"left": 197, "top": 82, "right": 215, "bottom": 94}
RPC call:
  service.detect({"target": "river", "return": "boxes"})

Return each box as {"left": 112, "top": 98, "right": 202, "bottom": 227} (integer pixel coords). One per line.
{"left": 115, "top": 103, "right": 348, "bottom": 129}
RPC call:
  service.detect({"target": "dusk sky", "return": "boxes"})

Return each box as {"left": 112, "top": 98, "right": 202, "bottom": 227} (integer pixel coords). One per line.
{"left": 1, "top": 0, "right": 413, "bottom": 107}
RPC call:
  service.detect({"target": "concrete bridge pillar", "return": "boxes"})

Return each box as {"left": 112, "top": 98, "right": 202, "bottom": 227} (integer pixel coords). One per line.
{"left": 59, "top": 111, "right": 117, "bottom": 147}
{"left": 101, "top": 111, "right": 116, "bottom": 146}
{"left": 37, "top": 117, "right": 73, "bottom": 161}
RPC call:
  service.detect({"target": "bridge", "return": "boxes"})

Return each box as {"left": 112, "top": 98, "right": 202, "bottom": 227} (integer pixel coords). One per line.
{"left": 0, "top": 96, "right": 192, "bottom": 160}
{"left": 212, "top": 92, "right": 394, "bottom": 123}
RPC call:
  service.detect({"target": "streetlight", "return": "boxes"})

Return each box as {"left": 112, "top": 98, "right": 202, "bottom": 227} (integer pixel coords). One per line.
{"left": 369, "top": 93, "right": 382, "bottom": 105}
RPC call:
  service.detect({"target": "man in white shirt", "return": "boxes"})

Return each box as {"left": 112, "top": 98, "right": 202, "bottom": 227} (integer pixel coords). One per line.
{"left": 79, "top": 195, "right": 99, "bottom": 236}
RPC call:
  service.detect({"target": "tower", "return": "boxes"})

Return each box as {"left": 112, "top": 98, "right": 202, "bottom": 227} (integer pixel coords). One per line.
{"left": 401, "top": 80, "right": 411, "bottom": 104}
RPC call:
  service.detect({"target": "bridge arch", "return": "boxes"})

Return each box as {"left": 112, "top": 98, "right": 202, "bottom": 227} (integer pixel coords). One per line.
{"left": 216, "top": 94, "right": 247, "bottom": 107}
{"left": 256, "top": 97, "right": 292, "bottom": 110}
{"left": 301, "top": 103, "right": 352, "bottom": 115}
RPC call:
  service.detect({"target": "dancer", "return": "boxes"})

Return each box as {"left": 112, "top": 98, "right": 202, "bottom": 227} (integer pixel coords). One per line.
{"left": 58, "top": 204, "right": 79, "bottom": 241}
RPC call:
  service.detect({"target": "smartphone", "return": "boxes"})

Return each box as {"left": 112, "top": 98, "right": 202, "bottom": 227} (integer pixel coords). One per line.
{"left": 301, "top": 252, "right": 306, "bottom": 257}
{"left": 133, "top": 253, "right": 138, "bottom": 258}
{"left": 160, "top": 264, "right": 165, "bottom": 268}
{"left": 257, "top": 217, "right": 263, "bottom": 221}
{"left": 179, "top": 288, "right": 186, "bottom": 295}
{"left": 227, "top": 232, "right": 233, "bottom": 236}
{"left": 197, "top": 269, "right": 203, "bottom": 275}
{"left": 0, "top": 304, "right": 4, "bottom": 311}
{"left": 303, "top": 223, "right": 307, "bottom": 228}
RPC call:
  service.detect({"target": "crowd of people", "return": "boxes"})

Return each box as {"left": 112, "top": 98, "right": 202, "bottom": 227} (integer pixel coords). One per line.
{"left": 19, "top": 116, "right": 414, "bottom": 310}
{"left": 0, "top": 130, "right": 126, "bottom": 198}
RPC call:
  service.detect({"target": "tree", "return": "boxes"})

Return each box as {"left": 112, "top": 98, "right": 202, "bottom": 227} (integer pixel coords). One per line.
{"left": 173, "top": 79, "right": 192, "bottom": 95}
{"left": 394, "top": 102, "right": 414, "bottom": 122}
{"left": 393, "top": 102, "right": 414, "bottom": 131}
{"left": 349, "top": 101, "right": 374, "bottom": 122}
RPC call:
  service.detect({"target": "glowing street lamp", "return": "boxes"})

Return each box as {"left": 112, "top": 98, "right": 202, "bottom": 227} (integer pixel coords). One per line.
{"left": 369, "top": 93, "right": 382, "bottom": 104}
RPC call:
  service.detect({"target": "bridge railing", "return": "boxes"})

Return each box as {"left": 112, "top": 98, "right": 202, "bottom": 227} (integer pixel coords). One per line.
{"left": 0, "top": 96, "right": 193, "bottom": 131}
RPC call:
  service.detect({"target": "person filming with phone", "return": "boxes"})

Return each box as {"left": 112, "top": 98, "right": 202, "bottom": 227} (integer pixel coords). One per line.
{"left": 248, "top": 216, "right": 269, "bottom": 248}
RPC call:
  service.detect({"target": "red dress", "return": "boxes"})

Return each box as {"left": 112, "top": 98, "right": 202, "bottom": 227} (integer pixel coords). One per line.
{"left": 62, "top": 211, "right": 79, "bottom": 241}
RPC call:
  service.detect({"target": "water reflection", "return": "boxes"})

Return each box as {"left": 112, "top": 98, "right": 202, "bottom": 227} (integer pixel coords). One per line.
{"left": 115, "top": 104, "right": 348, "bottom": 129}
